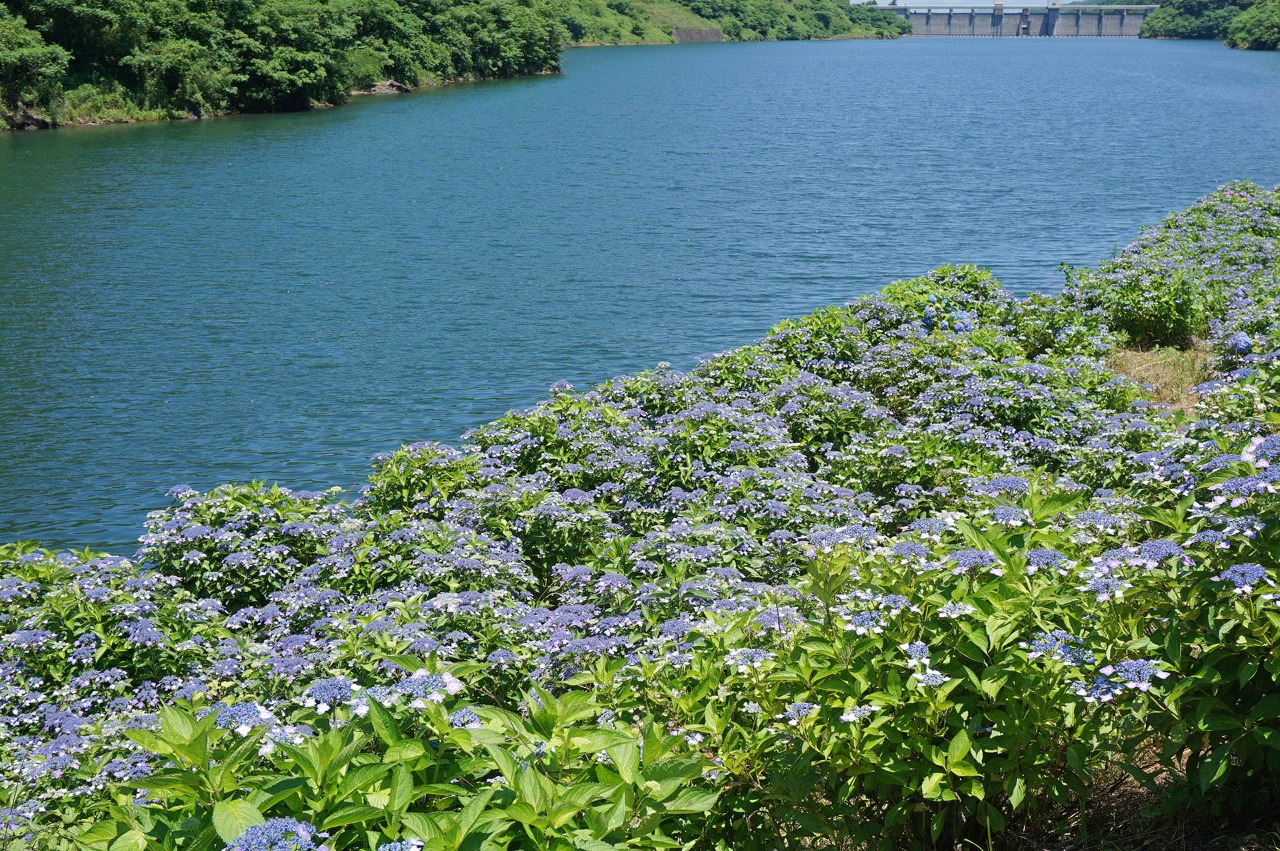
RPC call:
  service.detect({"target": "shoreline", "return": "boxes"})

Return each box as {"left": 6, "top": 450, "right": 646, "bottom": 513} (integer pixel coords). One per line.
{"left": 1, "top": 34, "right": 900, "bottom": 134}
{"left": 0, "top": 69, "right": 560, "bottom": 134}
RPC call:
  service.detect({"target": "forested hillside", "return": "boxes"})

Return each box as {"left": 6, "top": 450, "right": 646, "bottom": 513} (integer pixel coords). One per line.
{"left": 0, "top": 0, "right": 567, "bottom": 127}
{"left": 0, "top": 0, "right": 907, "bottom": 129}
{"left": 562, "top": 0, "right": 908, "bottom": 46}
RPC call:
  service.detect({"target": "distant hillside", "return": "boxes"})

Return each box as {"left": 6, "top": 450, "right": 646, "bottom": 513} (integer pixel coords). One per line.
{"left": 561, "top": 0, "right": 911, "bottom": 44}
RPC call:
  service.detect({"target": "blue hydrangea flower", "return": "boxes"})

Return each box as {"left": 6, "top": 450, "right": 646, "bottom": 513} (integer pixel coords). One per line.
{"left": 841, "top": 611, "right": 884, "bottom": 635}
{"left": 1026, "top": 548, "right": 1069, "bottom": 575}
{"left": 936, "top": 601, "right": 975, "bottom": 619}
{"left": 377, "top": 842, "right": 424, "bottom": 851}
{"left": 1023, "top": 630, "right": 1095, "bottom": 667}
{"left": 725, "top": 648, "right": 774, "bottom": 672}
{"left": 915, "top": 669, "right": 951, "bottom": 688}
{"left": 1137, "top": 539, "right": 1184, "bottom": 565}
{"left": 302, "top": 677, "right": 355, "bottom": 713}
{"left": 900, "top": 641, "right": 930, "bottom": 667}
{"left": 1101, "top": 659, "right": 1171, "bottom": 691}
{"left": 839, "top": 705, "right": 877, "bottom": 722}
{"left": 977, "top": 476, "right": 1029, "bottom": 497}
{"left": 989, "top": 505, "right": 1030, "bottom": 528}
{"left": 223, "top": 818, "right": 321, "bottom": 851}
{"left": 448, "top": 708, "right": 483, "bottom": 729}
{"left": 948, "top": 549, "right": 998, "bottom": 575}
{"left": 1212, "top": 563, "right": 1269, "bottom": 593}
{"left": 1077, "top": 574, "right": 1129, "bottom": 602}
{"left": 777, "top": 702, "right": 819, "bottom": 726}
{"left": 1225, "top": 331, "right": 1253, "bottom": 355}
{"left": 1243, "top": 434, "right": 1280, "bottom": 467}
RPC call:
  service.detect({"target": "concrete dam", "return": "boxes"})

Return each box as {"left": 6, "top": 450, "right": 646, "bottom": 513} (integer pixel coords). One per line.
{"left": 893, "top": 3, "right": 1158, "bottom": 36}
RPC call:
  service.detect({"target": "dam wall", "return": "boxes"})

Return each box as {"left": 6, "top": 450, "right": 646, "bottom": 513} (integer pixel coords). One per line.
{"left": 896, "top": 5, "right": 1154, "bottom": 36}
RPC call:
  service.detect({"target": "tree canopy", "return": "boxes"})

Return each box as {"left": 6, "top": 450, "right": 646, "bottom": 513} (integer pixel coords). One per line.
{"left": 1226, "top": 0, "right": 1280, "bottom": 47}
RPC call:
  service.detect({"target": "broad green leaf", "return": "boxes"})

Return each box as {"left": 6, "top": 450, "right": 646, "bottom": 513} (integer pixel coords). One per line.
{"left": 367, "top": 697, "right": 403, "bottom": 747}
{"left": 570, "top": 838, "right": 618, "bottom": 851}
{"left": 605, "top": 742, "right": 640, "bottom": 784}
{"left": 124, "top": 768, "right": 202, "bottom": 791}
{"left": 388, "top": 765, "right": 414, "bottom": 813}
{"left": 930, "top": 808, "right": 947, "bottom": 842}
{"left": 483, "top": 744, "right": 519, "bottom": 786}
{"left": 946, "top": 729, "right": 971, "bottom": 768}
{"left": 401, "top": 813, "right": 447, "bottom": 842}
{"left": 455, "top": 789, "right": 497, "bottom": 840}
{"left": 278, "top": 743, "right": 321, "bottom": 787}
{"left": 212, "top": 800, "right": 265, "bottom": 843}
{"left": 75, "top": 822, "right": 128, "bottom": 849}
{"left": 385, "top": 741, "right": 427, "bottom": 763}
{"left": 123, "top": 729, "right": 169, "bottom": 756}
{"left": 334, "top": 763, "right": 392, "bottom": 801}
{"left": 504, "top": 802, "right": 541, "bottom": 827}
{"left": 320, "top": 805, "right": 383, "bottom": 831}
{"left": 159, "top": 706, "right": 196, "bottom": 744}
{"left": 218, "top": 731, "right": 269, "bottom": 790}
{"left": 515, "top": 768, "right": 549, "bottom": 813}
{"left": 108, "top": 831, "right": 149, "bottom": 851}
{"left": 187, "top": 821, "right": 221, "bottom": 851}
{"left": 1198, "top": 745, "right": 1232, "bottom": 793}
{"left": 663, "top": 788, "right": 718, "bottom": 813}
{"left": 251, "top": 776, "right": 307, "bottom": 811}
{"left": 1009, "top": 776, "right": 1027, "bottom": 809}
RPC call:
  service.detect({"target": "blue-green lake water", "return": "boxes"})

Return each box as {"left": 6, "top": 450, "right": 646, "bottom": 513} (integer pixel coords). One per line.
{"left": 3, "top": 37, "right": 1280, "bottom": 551}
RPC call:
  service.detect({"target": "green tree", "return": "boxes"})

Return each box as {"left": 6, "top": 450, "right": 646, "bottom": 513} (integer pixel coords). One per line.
{"left": 1140, "top": 0, "right": 1254, "bottom": 38}
{"left": 7, "top": 0, "right": 151, "bottom": 76}
{"left": 225, "top": 0, "right": 358, "bottom": 111}
{"left": 120, "top": 36, "right": 232, "bottom": 112}
{"left": 0, "top": 9, "right": 69, "bottom": 115}
{"left": 1226, "top": 0, "right": 1280, "bottom": 46}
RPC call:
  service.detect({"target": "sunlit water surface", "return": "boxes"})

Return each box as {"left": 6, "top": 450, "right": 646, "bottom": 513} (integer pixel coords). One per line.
{"left": 2, "top": 38, "right": 1280, "bottom": 551}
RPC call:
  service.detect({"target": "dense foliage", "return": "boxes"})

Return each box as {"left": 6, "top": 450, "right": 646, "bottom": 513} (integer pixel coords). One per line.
{"left": 1138, "top": 0, "right": 1280, "bottom": 48}
{"left": 0, "top": 0, "right": 567, "bottom": 127}
{"left": 2, "top": 182, "right": 1280, "bottom": 850}
{"left": 1139, "top": 0, "right": 1253, "bottom": 39}
{"left": 1225, "top": 0, "right": 1280, "bottom": 47}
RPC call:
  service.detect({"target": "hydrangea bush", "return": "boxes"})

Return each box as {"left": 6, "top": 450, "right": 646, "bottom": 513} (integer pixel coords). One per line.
{"left": 2, "top": 182, "right": 1279, "bottom": 850}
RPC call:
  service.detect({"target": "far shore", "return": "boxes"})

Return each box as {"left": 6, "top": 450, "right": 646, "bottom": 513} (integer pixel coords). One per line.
{"left": 1, "top": 33, "right": 900, "bottom": 133}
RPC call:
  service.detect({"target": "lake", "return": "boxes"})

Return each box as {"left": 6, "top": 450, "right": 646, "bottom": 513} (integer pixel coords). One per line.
{"left": 2, "top": 37, "right": 1279, "bottom": 552}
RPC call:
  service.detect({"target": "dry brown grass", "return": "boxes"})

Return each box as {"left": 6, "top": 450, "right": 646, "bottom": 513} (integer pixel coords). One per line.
{"left": 1108, "top": 343, "right": 1212, "bottom": 412}
{"left": 992, "top": 759, "right": 1280, "bottom": 851}
{"left": 798, "top": 771, "right": 1280, "bottom": 851}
